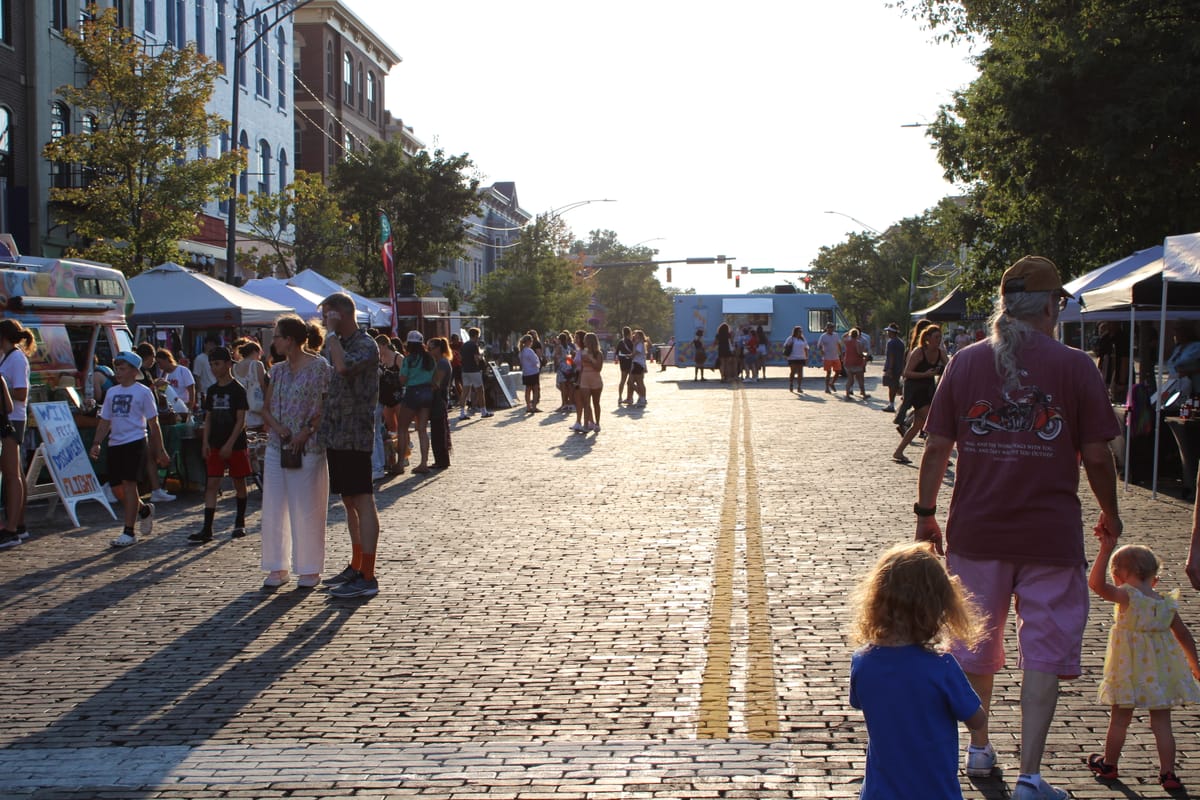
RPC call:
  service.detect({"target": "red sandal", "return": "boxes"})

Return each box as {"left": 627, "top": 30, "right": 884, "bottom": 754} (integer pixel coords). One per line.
{"left": 1161, "top": 771, "right": 1183, "bottom": 790}
{"left": 1087, "top": 754, "right": 1119, "bottom": 781}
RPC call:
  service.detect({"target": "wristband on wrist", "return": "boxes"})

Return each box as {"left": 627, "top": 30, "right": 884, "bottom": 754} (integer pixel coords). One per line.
{"left": 913, "top": 503, "right": 937, "bottom": 517}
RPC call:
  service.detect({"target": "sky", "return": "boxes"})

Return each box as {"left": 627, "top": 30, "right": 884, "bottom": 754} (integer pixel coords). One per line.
{"left": 346, "top": 0, "right": 980, "bottom": 295}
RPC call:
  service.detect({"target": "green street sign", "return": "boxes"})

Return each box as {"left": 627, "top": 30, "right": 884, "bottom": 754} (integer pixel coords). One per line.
{"left": 749, "top": 268, "right": 775, "bottom": 274}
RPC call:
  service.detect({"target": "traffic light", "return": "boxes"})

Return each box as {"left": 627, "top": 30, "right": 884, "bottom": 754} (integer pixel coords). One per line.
{"left": 665, "top": 267, "right": 672, "bottom": 282}
{"left": 735, "top": 275, "right": 740, "bottom": 288}
{"left": 727, "top": 263, "right": 733, "bottom": 280}
{"left": 803, "top": 274, "right": 812, "bottom": 291}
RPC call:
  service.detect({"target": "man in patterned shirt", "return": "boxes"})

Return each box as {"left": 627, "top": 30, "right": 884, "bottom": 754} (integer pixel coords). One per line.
{"left": 318, "top": 292, "right": 383, "bottom": 598}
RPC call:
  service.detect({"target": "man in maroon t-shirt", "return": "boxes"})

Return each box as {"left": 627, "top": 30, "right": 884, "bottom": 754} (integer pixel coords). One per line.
{"left": 913, "top": 256, "right": 1122, "bottom": 800}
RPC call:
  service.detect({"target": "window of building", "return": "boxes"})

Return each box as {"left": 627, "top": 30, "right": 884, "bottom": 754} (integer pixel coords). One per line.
{"left": 218, "top": 131, "right": 229, "bottom": 213}
{"left": 366, "top": 72, "right": 377, "bottom": 121}
{"left": 294, "top": 125, "right": 302, "bottom": 168}
{"left": 52, "top": 0, "right": 72, "bottom": 32}
{"left": 194, "top": 0, "right": 204, "bottom": 54}
{"left": 343, "top": 53, "right": 352, "bottom": 102}
{"left": 165, "top": 0, "right": 175, "bottom": 45}
{"left": 1, "top": 0, "right": 11, "bottom": 44}
{"left": 215, "top": 0, "right": 225, "bottom": 68}
{"left": 357, "top": 65, "right": 364, "bottom": 110}
{"left": 144, "top": 0, "right": 154, "bottom": 33}
{"left": 257, "top": 139, "right": 270, "bottom": 195}
{"left": 175, "top": 0, "right": 184, "bottom": 44}
{"left": 325, "top": 41, "right": 335, "bottom": 94}
{"left": 276, "top": 29, "right": 286, "bottom": 108}
{"left": 254, "top": 16, "right": 268, "bottom": 97}
{"left": 0, "top": 106, "right": 12, "bottom": 182}
{"left": 238, "top": 130, "right": 248, "bottom": 195}
{"left": 326, "top": 123, "right": 336, "bottom": 165}
{"left": 277, "top": 149, "right": 288, "bottom": 225}
{"left": 238, "top": 22, "right": 247, "bottom": 87}
{"left": 50, "top": 103, "right": 70, "bottom": 188}
{"left": 342, "top": 130, "right": 352, "bottom": 159}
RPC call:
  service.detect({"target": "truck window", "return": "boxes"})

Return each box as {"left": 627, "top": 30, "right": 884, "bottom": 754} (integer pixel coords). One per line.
{"left": 27, "top": 325, "right": 76, "bottom": 374}
{"left": 809, "top": 309, "right": 832, "bottom": 332}
{"left": 65, "top": 325, "right": 97, "bottom": 372}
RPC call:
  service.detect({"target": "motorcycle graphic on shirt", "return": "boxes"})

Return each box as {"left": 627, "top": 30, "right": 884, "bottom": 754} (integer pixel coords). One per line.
{"left": 964, "top": 386, "right": 1064, "bottom": 441}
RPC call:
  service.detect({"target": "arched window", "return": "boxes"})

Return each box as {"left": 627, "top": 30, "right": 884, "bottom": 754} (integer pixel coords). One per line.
{"left": 257, "top": 139, "right": 270, "bottom": 195}
{"left": 343, "top": 53, "right": 353, "bottom": 102}
{"left": 254, "top": 16, "right": 268, "bottom": 97}
{"left": 276, "top": 29, "right": 286, "bottom": 108}
{"left": 50, "top": 103, "right": 70, "bottom": 188}
{"left": 144, "top": 0, "right": 155, "bottom": 34}
{"left": 238, "top": 130, "right": 249, "bottom": 195}
{"left": 357, "top": 64, "right": 364, "bottom": 110}
{"left": 366, "top": 72, "right": 377, "bottom": 121}
{"left": 277, "top": 149, "right": 289, "bottom": 226}
{"left": 325, "top": 41, "right": 335, "bottom": 94}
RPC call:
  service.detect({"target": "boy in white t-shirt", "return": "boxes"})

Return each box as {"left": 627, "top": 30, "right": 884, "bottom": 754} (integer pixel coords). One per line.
{"left": 90, "top": 351, "right": 171, "bottom": 548}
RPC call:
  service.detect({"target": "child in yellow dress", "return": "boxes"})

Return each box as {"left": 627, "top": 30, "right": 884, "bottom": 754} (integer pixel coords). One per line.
{"left": 1087, "top": 532, "right": 1200, "bottom": 790}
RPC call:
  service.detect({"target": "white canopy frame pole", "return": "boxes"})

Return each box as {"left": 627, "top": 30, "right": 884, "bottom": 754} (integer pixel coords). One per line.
{"left": 1124, "top": 305, "right": 1135, "bottom": 492}
{"left": 1152, "top": 278, "right": 1170, "bottom": 500}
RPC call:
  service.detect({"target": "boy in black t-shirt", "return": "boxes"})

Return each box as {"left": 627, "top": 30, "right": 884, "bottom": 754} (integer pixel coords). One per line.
{"left": 188, "top": 348, "right": 252, "bottom": 543}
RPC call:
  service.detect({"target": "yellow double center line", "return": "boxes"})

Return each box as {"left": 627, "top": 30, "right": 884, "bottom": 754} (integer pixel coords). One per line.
{"left": 698, "top": 389, "right": 779, "bottom": 739}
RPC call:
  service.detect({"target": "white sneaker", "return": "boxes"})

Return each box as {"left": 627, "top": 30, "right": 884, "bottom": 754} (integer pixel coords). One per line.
{"left": 371, "top": 470, "right": 386, "bottom": 482}
{"left": 101, "top": 483, "right": 118, "bottom": 503}
{"left": 457, "top": 413, "right": 470, "bottom": 421}
{"left": 150, "top": 488, "right": 176, "bottom": 503}
{"left": 111, "top": 532, "right": 136, "bottom": 548}
{"left": 964, "top": 743, "right": 996, "bottom": 778}
{"left": 570, "top": 422, "right": 583, "bottom": 432}
{"left": 138, "top": 503, "right": 155, "bottom": 536}
{"left": 480, "top": 410, "right": 494, "bottom": 418}
{"left": 1010, "top": 779, "right": 1068, "bottom": 800}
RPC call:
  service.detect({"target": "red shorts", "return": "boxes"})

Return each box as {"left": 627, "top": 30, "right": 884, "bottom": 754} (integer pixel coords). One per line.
{"left": 823, "top": 359, "right": 841, "bottom": 371}
{"left": 947, "top": 553, "right": 1089, "bottom": 678}
{"left": 206, "top": 448, "right": 253, "bottom": 479}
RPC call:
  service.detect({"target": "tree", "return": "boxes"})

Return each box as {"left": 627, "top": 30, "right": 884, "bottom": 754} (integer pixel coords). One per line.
{"left": 472, "top": 214, "right": 591, "bottom": 344}
{"left": 331, "top": 140, "right": 480, "bottom": 296}
{"left": 44, "top": 6, "right": 242, "bottom": 274}
{"left": 578, "top": 230, "right": 673, "bottom": 340}
{"left": 240, "top": 170, "right": 357, "bottom": 280}
{"left": 893, "top": 0, "right": 1200, "bottom": 285}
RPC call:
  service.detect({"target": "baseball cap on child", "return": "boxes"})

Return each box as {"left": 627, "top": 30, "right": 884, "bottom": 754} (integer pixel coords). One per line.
{"left": 406, "top": 330, "right": 424, "bottom": 344}
{"left": 114, "top": 351, "right": 142, "bottom": 369}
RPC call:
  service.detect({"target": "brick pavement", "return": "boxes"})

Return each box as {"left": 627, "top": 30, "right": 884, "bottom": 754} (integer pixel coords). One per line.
{"left": 0, "top": 365, "right": 1197, "bottom": 799}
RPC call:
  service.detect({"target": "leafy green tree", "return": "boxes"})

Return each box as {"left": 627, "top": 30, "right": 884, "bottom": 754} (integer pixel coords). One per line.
{"left": 893, "top": 0, "right": 1200, "bottom": 285}
{"left": 240, "top": 170, "right": 357, "bottom": 280}
{"left": 331, "top": 140, "right": 480, "bottom": 296}
{"left": 44, "top": 6, "right": 241, "bottom": 274}
{"left": 473, "top": 215, "right": 591, "bottom": 345}
{"left": 578, "top": 230, "right": 673, "bottom": 340}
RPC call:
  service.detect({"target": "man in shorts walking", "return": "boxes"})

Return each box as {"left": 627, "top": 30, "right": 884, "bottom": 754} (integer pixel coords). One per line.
{"left": 913, "top": 256, "right": 1122, "bottom": 800}
{"left": 816, "top": 322, "right": 843, "bottom": 394}
{"left": 188, "top": 347, "right": 251, "bottom": 543}
{"left": 318, "top": 293, "right": 383, "bottom": 598}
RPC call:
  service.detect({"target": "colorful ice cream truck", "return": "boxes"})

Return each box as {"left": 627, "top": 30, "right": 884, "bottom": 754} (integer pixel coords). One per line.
{"left": 672, "top": 292, "right": 849, "bottom": 368}
{"left": 0, "top": 237, "right": 134, "bottom": 406}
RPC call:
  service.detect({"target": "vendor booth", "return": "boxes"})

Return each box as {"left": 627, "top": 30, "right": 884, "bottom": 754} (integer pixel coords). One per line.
{"left": 128, "top": 262, "right": 292, "bottom": 328}
{"left": 241, "top": 277, "right": 371, "bottom": 326}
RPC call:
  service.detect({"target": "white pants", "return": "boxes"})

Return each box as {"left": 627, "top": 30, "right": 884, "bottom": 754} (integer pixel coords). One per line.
{"left": 260, "top": 443, "right": 329, "bottom": 575}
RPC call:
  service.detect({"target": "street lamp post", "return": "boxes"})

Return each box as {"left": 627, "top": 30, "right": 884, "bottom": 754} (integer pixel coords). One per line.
{"left": 823, "top": 210, "right": 883, "bottom": 235}
{"left": 224, "top": 0, "right": 315, "bottom": 283}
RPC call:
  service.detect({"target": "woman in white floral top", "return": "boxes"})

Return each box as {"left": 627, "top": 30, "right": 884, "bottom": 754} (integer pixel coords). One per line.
{"left": 258, "top": 315, "right": 331, "bottom": 589}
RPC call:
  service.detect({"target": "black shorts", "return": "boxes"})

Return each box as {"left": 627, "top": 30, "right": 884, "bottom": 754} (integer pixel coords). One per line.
{"left": 401, "top": 383, "right": 433, "bottom": 410}
{"left": 327, "top": 448, "right": 373, "bottom": 496}
{"left": 630, "top": 362, "right": 646, "bottom": 375}
{"left": 108, "top": 439, "right": 147, "bottom": 484}
{"left": 618, "top": 360, "right": 632, "bottom": 374}
{"left": 522, "top": 374, "right": 540, "bottom": 387}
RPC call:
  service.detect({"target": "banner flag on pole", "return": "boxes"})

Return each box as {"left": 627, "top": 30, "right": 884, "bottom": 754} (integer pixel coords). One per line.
{"left": 380, "top": 211, "right": 399, "bottom": 336}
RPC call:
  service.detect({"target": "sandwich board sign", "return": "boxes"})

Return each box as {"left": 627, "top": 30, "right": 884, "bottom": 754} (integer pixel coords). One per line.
{"left": 29, "top": 402, "right": 116, "bottom": 527}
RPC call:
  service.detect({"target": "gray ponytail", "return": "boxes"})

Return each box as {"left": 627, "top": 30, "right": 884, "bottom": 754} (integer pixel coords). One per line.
{"left": 989, "top": 291, "right": 1052, "bottom": 393}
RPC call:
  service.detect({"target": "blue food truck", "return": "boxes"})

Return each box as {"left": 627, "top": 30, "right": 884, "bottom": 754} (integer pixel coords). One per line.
{"left": 671, "top": 292, "right": 849, "bottom": 368}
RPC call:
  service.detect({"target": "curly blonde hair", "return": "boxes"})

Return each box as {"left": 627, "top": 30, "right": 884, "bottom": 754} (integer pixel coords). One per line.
{"left": 1111, "top": 543, "right": 1160, "bottom": 582}
{"left": 851, "top": 542, "right": 984, "bottom": 651}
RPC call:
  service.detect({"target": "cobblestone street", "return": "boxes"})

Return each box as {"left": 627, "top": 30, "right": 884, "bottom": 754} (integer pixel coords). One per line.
{"left": 0, "top": 366, "right": 1196, "bottom": 799}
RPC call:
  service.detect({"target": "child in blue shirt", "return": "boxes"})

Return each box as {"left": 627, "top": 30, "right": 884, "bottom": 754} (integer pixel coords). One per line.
{"left": 849, "top": 542, "right": 987, "bottom": 799}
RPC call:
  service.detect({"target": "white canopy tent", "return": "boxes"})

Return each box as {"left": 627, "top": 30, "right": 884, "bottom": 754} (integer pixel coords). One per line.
{"left": 241, "top": 278, "right": 370, "bottom": 326}
{"left": 288, "top": 270, "right": 391, "bottom": 328}
{"left": 128, "top": 262, "right": 292, "bottom": 327}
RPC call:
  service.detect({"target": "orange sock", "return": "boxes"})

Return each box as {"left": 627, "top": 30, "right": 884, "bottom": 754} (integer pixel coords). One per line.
{"left": 360, "top": 552, "right": 376, "bottom": 581}
{"left": 350, "top": 541, "right": 363, "bottom": 571}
